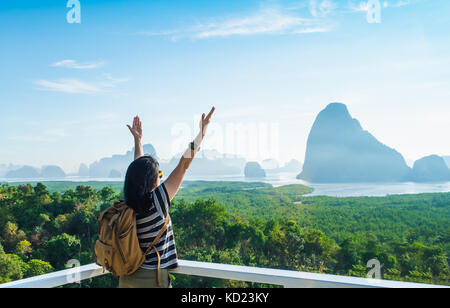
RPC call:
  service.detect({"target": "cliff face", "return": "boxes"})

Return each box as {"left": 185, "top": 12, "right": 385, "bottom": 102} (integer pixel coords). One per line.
{"left": 41, "top": 165, "right": 66, "bottom": 178}
{"left": 298, "top": 103, "right": 411, "bottom": 183}
{"left": 78, "top": 163, "right": 89, "bottom": 176}
{"left": 244, "top": 162, "right": 266, "bottom": 178}
{"left": 410, "top": 155, "right": 450, "bottom": 182}
{"left": 444, "top": 156, "right": 450, "bottom": 170}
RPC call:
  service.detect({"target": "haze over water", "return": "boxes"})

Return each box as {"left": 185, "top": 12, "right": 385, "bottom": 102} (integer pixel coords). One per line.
{"left": 3, "top": 172, "right": 450, "bottom": 197}
{"left": 185, "top": 173, "right": 450, "bottom": 197}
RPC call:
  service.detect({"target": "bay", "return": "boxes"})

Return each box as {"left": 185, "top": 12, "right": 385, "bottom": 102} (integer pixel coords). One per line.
{"left": 2, "top": 172, "right": 450, "bottom": 197}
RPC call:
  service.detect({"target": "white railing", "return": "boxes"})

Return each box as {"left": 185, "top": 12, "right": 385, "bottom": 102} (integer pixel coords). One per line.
{"left": 0, "top": 260, "right": 447, "bottom": 288}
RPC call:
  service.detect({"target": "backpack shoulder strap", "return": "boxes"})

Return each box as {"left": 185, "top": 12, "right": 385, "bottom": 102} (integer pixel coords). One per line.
{"left": 144, "top": 214, "right": 170, "bottom": 255}
{"left": 143, "top": 214, "right": 171, "bottom": 287}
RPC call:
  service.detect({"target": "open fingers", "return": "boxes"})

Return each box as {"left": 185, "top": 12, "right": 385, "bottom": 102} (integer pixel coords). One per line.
{"left": 137, "top": 117, "right": 142, "bottom": 132}
{"left": 133, "top": 116, "right": 142, "bottom": 131}
{"left": 127, "top": 124, "right": 134, "bottom": 134}
{"left": 205, "top": 107, "right": 215, "bottom": 121}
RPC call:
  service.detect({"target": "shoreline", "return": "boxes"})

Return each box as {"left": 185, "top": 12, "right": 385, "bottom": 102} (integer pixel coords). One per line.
{"left": 2, "top": 177, "right": 450, "bottom": 197}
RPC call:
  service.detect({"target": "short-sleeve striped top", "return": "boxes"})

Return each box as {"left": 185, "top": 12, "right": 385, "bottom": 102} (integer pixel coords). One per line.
{"left": 135, "top": 182, "right": 178, "bottom": 269}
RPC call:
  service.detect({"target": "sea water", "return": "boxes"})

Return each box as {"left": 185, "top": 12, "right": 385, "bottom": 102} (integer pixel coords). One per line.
{"left": 2, "top": 172, "right": 450, "bottom": 197}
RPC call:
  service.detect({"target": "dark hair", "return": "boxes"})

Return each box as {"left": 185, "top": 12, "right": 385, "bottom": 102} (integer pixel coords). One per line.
{"left": 124, "top": 156, "right": 159, "bottom": 213}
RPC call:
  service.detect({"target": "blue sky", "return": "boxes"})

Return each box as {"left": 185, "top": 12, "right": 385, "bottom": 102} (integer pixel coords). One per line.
{"left": 1, "top": 0, "right": 450, "bottom": 172}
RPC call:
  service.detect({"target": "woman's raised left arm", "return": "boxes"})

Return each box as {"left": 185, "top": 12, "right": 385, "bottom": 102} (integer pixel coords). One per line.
{"left": 164, "top": 107, "right": 215, "bottom": 201}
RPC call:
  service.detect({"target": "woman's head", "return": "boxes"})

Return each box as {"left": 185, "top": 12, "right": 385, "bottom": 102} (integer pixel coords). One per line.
{"left": 124, "top": 155, "right": 161, "bottom": 213}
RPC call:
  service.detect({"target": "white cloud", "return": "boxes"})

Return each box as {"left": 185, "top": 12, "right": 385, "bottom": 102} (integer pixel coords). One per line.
{"left": 194, "top": 8, "right": 323, "bottom": 39}
{"left": 51, "top": 59, "right": 105, "bottom": 69}
{"left": 292, "top": 27, "right": 332, "bottom": 34}
{"left": 139, "top": 7, "right": 332, "bottom": 41}
{"left": 136, "top": 0, "right": 421, "bottom": 40}
{"left": 34, "top": 79, "right": 102, "bottom": 94}
{"left": 34, "top": 74, "right": 129, "bottom": 94}
{"left": 99, "top": 73, "right": 131, "bottom": 88}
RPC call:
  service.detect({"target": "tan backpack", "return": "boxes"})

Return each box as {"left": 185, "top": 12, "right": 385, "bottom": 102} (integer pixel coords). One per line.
{"left": 94, "top": 200, "right": 170, "bottom": 286}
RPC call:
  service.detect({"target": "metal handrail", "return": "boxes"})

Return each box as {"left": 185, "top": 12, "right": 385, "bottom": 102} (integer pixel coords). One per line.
{"left": 0, "top": 260, "right": 447, "bottom": 288}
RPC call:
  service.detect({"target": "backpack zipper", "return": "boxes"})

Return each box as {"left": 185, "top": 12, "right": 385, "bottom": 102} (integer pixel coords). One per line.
{"left": 113, "top": 220, "right": 127, "bottom": 264}
{"left": 119, "top": 224, "right": 133, "bottom": 239}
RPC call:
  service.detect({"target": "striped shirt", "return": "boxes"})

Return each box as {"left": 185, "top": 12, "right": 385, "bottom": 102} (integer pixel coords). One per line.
{"left": 135, "top": 182, "right": 178, "bottom": 270}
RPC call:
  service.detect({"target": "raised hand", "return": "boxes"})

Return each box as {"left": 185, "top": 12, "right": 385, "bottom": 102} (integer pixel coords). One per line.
{"left": 127, "top": 116, "right": 143, "bottom": 141}
{"left": 199, "top": 107, "right": 215, "bottom": 138}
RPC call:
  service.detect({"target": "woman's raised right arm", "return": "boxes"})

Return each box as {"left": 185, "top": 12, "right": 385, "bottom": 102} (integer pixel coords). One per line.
{"left": 127, "top": 116, "right": 144, "bottom": 160}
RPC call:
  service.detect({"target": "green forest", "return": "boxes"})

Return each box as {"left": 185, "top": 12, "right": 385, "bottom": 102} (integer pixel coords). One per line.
{"left": 0, "top": 181, "right": 449, "bottom": 287}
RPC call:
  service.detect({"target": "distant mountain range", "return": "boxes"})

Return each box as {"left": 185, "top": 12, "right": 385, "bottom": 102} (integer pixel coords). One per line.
{"left": 0, "top": 164, "right": 21, "bottom": 177}
{"left": 2, "top": 103, "right": 448, "bottom": 183}
{"left": 261, "top": 158, "right": 302, "bottom": 174}
{"left": 298, "top": 103, "right": 450, "bottom": 183}
{"left": 0, "top": 148, "right": 300, "bottom": 179}
{"left": 3, "top": 165, "right": 66, "bottom": 179}
{"left": 84, "top": 144, "right": 157, "bottom": 178}
{"left": 85, "top": 148, "right": 301, "bottom": 179}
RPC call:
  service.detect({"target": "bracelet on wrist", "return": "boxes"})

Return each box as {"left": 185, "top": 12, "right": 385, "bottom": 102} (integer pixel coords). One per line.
{"left": 190, "top": 141, "right": 200, "bottom": 152}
